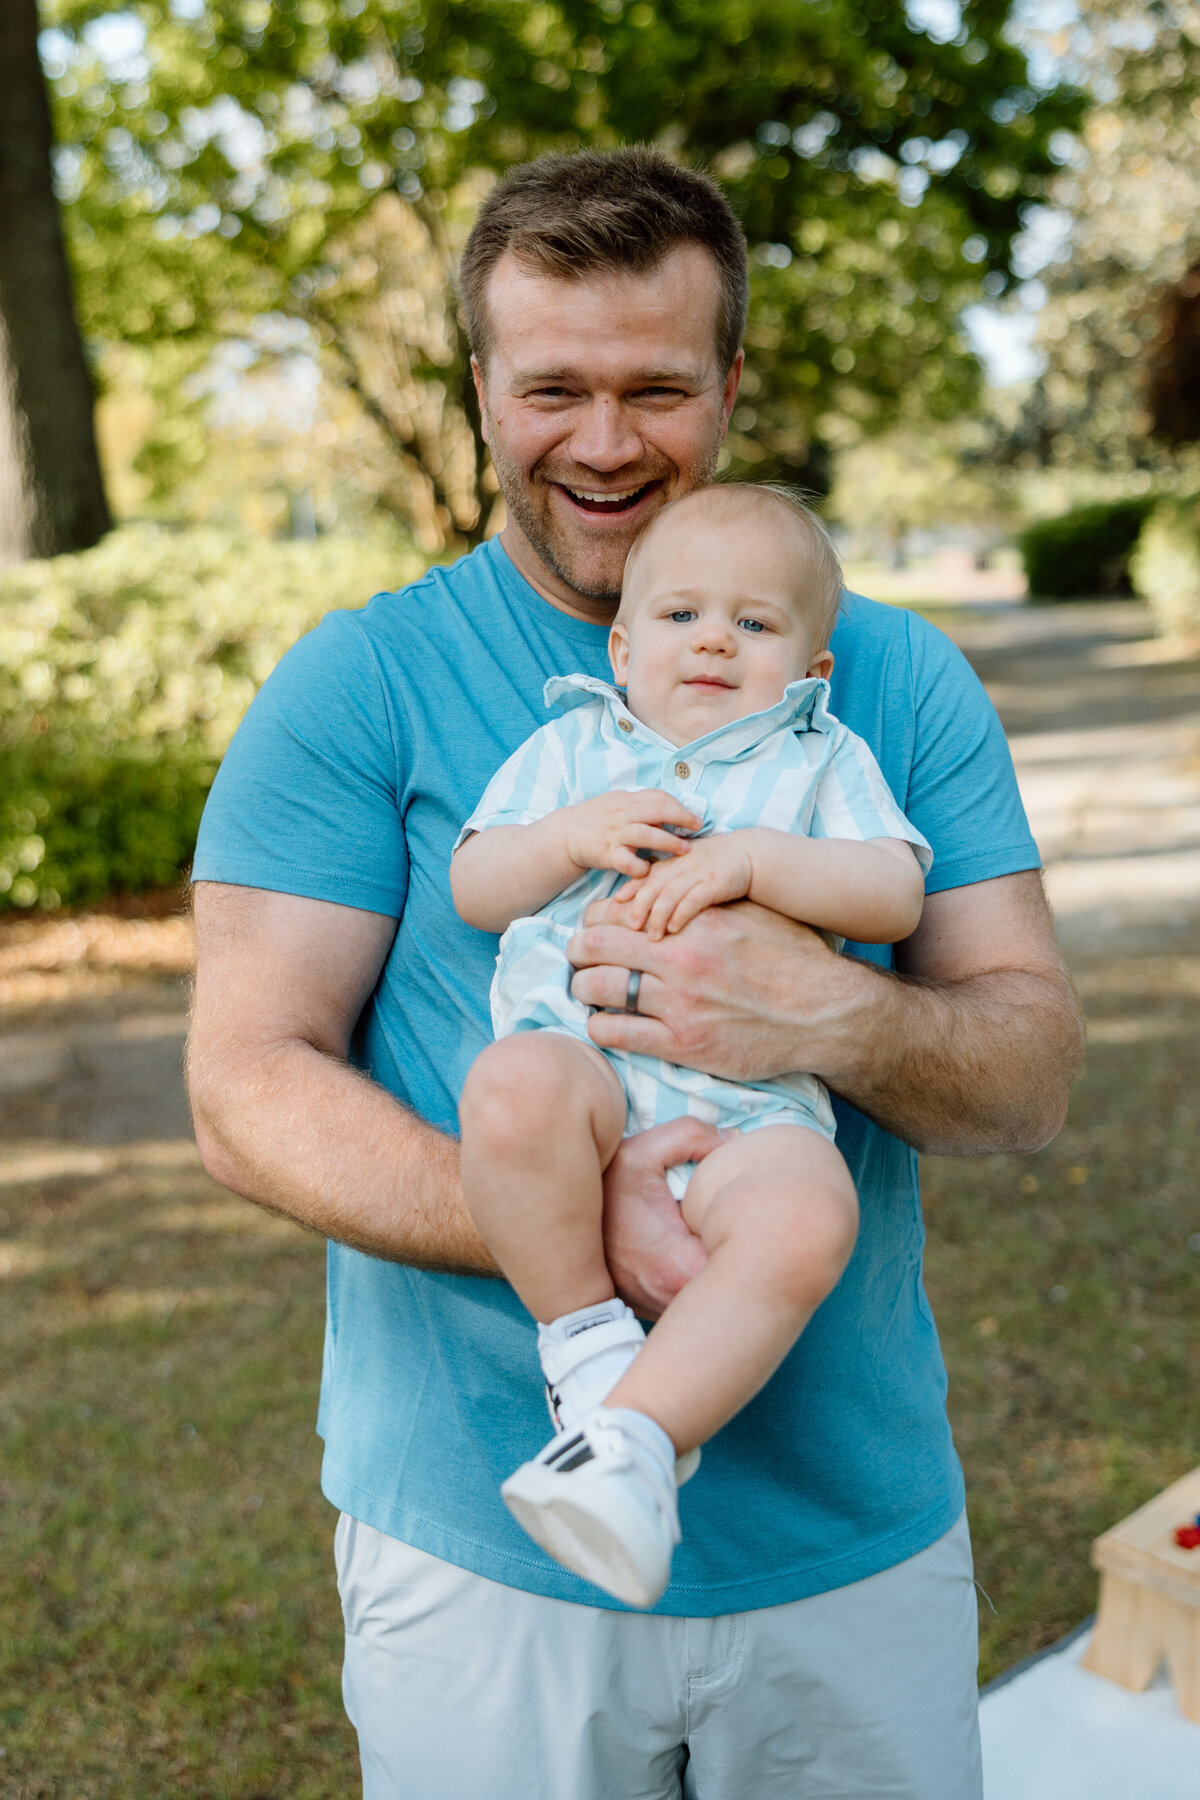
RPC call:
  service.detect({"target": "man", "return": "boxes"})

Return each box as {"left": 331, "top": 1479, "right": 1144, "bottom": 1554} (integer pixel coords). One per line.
{"left": 188, "top": 147, "right": 1084, "bottom": 1798}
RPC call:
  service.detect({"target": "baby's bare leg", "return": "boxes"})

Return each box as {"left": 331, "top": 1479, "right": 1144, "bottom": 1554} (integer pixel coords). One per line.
{"left": 459, "top": 1033, "right": 627, "bottom": 1324}
{"left": 605, "top": 1125, "right": 858, "bottom": 1453}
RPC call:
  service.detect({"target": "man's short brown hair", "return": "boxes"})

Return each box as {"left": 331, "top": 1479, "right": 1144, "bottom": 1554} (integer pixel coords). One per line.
{"left": 459, "top": 147, "right": 748, "bottom": 374}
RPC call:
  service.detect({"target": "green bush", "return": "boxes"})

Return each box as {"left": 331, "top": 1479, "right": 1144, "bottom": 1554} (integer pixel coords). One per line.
{"left": 0, "top": 524, "right": 422, "bottom": 912}
{"left": 1130, "top": 494, "right": 1200, "bottom": 639}
{"left": 1017, "top": 497, "right": 1159, "bottom": 600}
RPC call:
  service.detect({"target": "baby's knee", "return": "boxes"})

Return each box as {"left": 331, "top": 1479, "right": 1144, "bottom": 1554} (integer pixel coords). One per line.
{"left": 762, "top": 1178, "right": 859, "bottom": 1308}
{"left": 460, "top": 1035, "right": 576, "bottom": 1150}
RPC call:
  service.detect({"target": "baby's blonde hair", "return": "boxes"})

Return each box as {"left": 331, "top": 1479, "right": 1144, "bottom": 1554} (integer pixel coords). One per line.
{"left": 620, "top": 483, "right": 844, "bottom": 649}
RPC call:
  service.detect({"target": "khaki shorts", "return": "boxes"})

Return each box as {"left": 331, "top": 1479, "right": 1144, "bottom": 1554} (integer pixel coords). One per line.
{"left": 335, "top": 1509, "right": 982, "bottom": 1800}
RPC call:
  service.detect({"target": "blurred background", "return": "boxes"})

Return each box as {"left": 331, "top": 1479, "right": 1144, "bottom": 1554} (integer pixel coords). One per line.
{"left": 1, "top": 2, "right": 1199, "bottom": 1794}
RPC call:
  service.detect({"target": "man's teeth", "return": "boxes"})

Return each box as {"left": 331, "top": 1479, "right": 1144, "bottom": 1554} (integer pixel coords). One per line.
{"left": 567, "top": 488, "right": 642, "bottom": 505}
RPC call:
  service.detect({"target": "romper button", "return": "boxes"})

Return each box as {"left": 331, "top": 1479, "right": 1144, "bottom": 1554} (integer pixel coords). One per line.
{"left": 675, "top": 760, "right": 690, "bottom": 778}
{"left": 618, "top": 718, "right": 633, "bottom": 732}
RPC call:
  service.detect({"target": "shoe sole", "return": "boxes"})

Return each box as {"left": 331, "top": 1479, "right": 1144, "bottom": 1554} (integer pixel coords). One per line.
{"left": 501, "top": 1470, "right": 670, "bottom": 1610}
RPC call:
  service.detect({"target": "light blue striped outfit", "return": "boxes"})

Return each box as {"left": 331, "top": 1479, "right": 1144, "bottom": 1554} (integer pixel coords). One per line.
{"left": 457, "top": 673, "right": 932, "bottom": 1187}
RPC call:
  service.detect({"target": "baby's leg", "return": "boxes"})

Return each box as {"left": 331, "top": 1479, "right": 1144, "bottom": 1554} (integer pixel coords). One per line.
{"left": 459, "top": 1032, "right": 627, "bottom": 1324}
{"left": 605, "top": 1125, "right": 858, "bottom": 1453}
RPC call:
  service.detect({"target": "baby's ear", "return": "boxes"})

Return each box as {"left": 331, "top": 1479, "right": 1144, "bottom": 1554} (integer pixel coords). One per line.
{"left": 808, "top": 647, "right": 834, "bottom": 682}
{"left": 609, "top": 620, "right": 631, "bottom": 684}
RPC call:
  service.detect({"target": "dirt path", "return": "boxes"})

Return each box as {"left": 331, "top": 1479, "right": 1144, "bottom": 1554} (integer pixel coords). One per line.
{"left": 1, "top": 596, "right": 1197, "bottom": 1173}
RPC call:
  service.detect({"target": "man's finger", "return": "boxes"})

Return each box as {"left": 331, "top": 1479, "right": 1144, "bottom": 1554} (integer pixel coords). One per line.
{"left": 568, "top": 921, "right": 668, "bottom": 971}
{"left": 623, "top": 1114, "right": 725, "bottom": 1168}
{"left": 570, "top": 964, "right": 661, "bottom": 1012}
{"left": 586, "top": 1010, "right": 676, "bottom": 1057}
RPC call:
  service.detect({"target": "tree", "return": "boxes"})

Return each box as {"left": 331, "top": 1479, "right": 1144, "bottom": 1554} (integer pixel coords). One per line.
{"left": 44, "top": 0, "right": 1079, "bottom": 543}
{"left": 0, "top": 0, "right": 110, "bottom": 566}
{"left": 1016, "top": 0, "right": 1200, "bottom": 472}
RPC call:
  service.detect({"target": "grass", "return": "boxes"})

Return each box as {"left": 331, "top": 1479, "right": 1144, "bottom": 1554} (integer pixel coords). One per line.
{"left": 1, "top": 930, "right": 1199, "bottom": 1790}
{"left": 0, "top": 1086, "right": 354, "bottom": 1798}
{"left": 926, "top": 932, "right": 1200, "bottom": 1682}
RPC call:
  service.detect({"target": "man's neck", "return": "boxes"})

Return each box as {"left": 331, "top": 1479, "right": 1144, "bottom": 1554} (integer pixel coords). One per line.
{"left": 498, "top": 519, "right": 619, "bottom": 627}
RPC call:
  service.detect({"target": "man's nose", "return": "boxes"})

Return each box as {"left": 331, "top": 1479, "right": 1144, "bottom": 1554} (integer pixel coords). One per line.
{"left": 567, "top": 399, "right": 645, "bottom": 472}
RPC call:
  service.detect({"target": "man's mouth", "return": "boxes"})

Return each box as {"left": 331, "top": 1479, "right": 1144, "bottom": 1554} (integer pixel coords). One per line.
{"left": 555, "top": 481, "right": 657, "bottom": 516}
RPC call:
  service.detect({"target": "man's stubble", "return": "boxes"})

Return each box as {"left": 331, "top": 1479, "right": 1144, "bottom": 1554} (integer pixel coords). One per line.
{"left": 484, "top": 416, "right": 722, "bottom": 609}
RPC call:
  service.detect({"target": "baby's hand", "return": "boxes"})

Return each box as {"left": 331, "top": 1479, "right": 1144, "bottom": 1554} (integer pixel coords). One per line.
{"left": 613, "top": 833, "right": 754, "bottom": 938}
{"left": 564, "top": 791, "right": 702, "bottom": 880}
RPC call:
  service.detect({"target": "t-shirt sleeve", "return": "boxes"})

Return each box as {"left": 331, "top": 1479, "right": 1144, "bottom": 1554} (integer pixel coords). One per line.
{"left": 452, "top": 722, "right": 571, "bottom": 851}
{"left": 810, "top": 726, "right": 934, "bottom": 875}
{"left": 191, "top": 608, "right": 410, "bottom": 917}
{"left": 903, "top": 611, "right": 1040, "bottom": 895}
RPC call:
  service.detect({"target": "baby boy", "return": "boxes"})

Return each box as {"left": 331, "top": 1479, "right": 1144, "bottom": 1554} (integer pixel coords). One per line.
{"left": 451, "top": 484, "right": 931, "bottom": 1608}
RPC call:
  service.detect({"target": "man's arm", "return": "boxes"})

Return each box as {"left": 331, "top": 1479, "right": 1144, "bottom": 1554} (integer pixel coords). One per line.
{"left": 569, "top": 870, "right": 1085, "bottom": 1156}
{"left": 188, "top": 882, "right": 496, "bottom": 1270}
{"left": 187, "top": 880, "right": 719, "bottom": 1300}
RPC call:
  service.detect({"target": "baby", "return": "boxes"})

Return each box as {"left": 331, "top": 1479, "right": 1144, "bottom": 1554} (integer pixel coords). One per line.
{"left": 450, "top": 484, "right": 931, "bottom": 1608}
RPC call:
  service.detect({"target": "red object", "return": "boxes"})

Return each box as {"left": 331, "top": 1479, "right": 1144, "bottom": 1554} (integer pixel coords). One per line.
{"left": 1173, "top": 1524, "right": 1200, "bottom": 1549}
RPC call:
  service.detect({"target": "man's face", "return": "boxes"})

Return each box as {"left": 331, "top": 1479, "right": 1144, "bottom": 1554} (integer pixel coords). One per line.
{"left": 473, "top": 245, "right": 742, "bottom": 620}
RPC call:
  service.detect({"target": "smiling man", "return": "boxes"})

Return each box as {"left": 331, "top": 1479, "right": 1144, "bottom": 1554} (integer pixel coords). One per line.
{"left": 187, "top": 148, "right": 1084, "bottom": 1800}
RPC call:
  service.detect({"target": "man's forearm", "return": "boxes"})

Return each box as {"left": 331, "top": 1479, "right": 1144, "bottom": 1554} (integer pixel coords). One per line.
{"left": 801, "top": 952, "right": 1083, "bottom": 1156}
{"left": 189, "top": 1035, "right": 498, "bottom": 1274}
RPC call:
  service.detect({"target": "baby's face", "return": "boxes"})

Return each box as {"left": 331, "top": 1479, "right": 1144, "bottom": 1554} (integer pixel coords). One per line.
{"left": 609, "top": 514, "right": 833, "bottom": 744}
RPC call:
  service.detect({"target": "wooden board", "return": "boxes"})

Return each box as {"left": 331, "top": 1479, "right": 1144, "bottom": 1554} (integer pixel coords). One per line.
{"left": 1083, "top": 1465, "right": 1200, "bottom": 1720}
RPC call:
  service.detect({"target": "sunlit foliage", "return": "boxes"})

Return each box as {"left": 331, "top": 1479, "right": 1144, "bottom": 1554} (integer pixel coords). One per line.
{"left": 42, "top": 0, "right": 1079, "bottom": 537}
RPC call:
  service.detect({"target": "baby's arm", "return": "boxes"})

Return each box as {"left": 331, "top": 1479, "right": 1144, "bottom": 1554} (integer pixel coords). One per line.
{"left": 451, "top": 790, "right": 703, "bottom": 934}
{"left": 615, "top": 829, "right": 925, "bottom": 944}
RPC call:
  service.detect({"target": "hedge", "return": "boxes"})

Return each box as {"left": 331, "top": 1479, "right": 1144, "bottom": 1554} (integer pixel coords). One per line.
{"left": 1017, "top": 497, "right": 1159, "bottom": 601}
{"left": 1130, "top": 495, "right": 1200, "bottom": 639}
{"left": 0, "top": 524, "right": 422, "bottom": 912}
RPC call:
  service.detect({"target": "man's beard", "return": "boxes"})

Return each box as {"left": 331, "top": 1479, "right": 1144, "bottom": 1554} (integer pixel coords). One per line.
{"left": 487, "top": 431, "right": 721, "bottom": 606}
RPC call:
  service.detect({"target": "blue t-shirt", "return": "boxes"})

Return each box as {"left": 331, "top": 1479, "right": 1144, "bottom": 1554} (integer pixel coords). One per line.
{"left": 193, "top": 534, "right": 1039, "bottom": 1614}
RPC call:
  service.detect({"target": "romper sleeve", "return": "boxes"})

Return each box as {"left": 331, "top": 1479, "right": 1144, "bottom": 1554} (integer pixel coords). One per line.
{"left": 809, "top": 725, "right": 934, "bottom": 876}
{"left": 452, "top": 720, "right": 572, "bottom": 852}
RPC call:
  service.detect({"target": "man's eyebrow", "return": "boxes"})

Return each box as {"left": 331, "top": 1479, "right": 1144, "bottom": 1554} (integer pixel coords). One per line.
{"left": 512, "top": 365, "right": 706, "bottom": 386}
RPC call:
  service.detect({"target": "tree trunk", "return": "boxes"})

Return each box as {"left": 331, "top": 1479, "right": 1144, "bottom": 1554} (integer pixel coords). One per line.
{"left": 0, "top": 0, "right": 110, "bottom": 567}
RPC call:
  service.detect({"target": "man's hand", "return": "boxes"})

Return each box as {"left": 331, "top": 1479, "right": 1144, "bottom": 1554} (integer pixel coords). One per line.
{"left": 564, "top": 790, "right": 700, "bottom": 881}
{"left": 572, "top": 895, "right": 839, "bottom": 1082}
{"left": 570, "top": 871, "right": 1085, "bottom": 1156}
{"left": 613, "top": 832, "right": 754, "bottom": 939}
{"left": 602, "top": 1117, "right": 718, "bottom": 1317}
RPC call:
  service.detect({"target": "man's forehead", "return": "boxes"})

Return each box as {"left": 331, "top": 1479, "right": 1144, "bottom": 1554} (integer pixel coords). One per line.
{"left": 482, "top": 246, "right": 723, "bottom": 376}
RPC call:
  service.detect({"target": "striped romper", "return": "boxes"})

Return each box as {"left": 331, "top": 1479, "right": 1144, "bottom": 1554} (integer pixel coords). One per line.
{"left": 456, "top": 674, "right": 932, "bottom": 1187}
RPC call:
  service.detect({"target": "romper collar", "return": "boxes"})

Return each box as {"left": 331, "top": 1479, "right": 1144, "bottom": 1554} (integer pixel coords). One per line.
{"left": 543, "top": 673, "right": 835, "bottom": 762}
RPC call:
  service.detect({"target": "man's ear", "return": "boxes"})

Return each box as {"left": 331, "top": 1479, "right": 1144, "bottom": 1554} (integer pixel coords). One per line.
{"left": 719, "top": 349, "right": 744, "bottom": 440}
{"left": 609, "top": 620, "right": 631, "bottom": 685}
{"left": 470, "top": 355, "right": 490, "bottom": 445}
{"left": 807, "top": 647, "right": 834, "bottom": 681}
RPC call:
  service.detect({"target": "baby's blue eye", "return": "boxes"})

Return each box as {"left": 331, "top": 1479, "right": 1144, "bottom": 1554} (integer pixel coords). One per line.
{"left": 739, "top": 618, "right": 766, "bottom": 633}
{"left": 669, "top": 609, "right": 695, "bottom": 623}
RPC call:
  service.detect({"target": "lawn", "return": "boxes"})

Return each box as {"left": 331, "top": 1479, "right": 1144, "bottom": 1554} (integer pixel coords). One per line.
{"left": 1, "top": 924, "right": 1199, "bottom": 1794}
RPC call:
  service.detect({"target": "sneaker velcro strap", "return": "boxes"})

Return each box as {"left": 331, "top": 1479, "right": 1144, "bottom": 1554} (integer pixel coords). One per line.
{"left": 538, "top": 1316, "right": 646, "bottom": 1386}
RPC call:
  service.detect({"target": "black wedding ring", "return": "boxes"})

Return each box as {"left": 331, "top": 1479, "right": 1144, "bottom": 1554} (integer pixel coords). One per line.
{"left": 624, "top": 969, "right": 642, "bottom": 1015}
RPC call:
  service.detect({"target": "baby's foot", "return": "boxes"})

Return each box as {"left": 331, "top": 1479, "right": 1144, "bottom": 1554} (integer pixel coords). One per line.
{"left": 501, "top": 1406, "right": 680, "bottom": 1609}
{"left": 539, "top": 1301, "right": 701, "bottom": 1484}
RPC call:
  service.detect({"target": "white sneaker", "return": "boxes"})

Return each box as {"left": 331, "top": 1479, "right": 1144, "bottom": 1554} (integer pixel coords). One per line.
{"left": 539, "top": 1303, "right": 702, "bottom": 1486}
{"left": 501, "top": 1407, "right": 681, "bottom": 1609}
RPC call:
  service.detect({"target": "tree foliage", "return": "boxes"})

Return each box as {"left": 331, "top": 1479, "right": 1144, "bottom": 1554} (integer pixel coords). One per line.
{"left": 1019, "top": 1, "right": 1200, "bottom": 472}
{"left": 43, "top": 0, "right": 1080, "bottom": 538}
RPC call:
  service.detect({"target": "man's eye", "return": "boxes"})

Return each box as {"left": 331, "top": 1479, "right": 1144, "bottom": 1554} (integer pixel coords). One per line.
{"left": 739, "top": 618, "right": 767, "bottom": 633}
